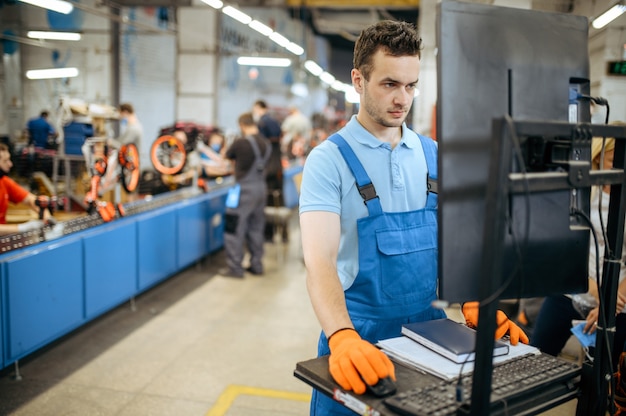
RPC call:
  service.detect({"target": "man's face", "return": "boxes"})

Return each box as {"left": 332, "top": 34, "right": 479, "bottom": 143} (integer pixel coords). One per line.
{"left": 0, "top": 150, "right": 12, "bottom": 173}
{"left": 352, "top": 49, "right": 420, "bottom": 129}
{"left": 252, "top": 106, "right": 262, "bottom": 122}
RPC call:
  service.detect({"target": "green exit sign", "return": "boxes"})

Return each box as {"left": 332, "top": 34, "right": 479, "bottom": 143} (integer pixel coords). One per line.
{"left": 608, "top": 61, "right": 626, "bottom": 76}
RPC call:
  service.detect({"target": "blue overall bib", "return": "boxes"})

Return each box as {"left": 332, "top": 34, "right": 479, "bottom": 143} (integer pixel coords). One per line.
{"left": 310, "top": 133, "right": 445, "bottom": 415}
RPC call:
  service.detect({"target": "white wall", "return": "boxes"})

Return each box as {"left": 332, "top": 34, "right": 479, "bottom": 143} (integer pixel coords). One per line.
{"left": 118, "top": 8, "right": 176, "bottom": 169}
{"left": 177, "top": 5, "right": 219, "bottom": 128}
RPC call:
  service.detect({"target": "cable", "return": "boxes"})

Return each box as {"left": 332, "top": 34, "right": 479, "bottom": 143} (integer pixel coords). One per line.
{"left": 577, "top": 94, "right": 611, "bottom": 124}
{"left": 572, "top": 207, "right": 616, "bottom": 412}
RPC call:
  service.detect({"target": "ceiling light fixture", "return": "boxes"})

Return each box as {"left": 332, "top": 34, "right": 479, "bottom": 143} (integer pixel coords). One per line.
{"left": 319, "top": 71, "right": 336, "bottom": 85}
{"left": 286, "top": 42, "right": 304, "bottom": 56}
{"left": 201, "top": 0, "right": 223, "bottom": 9}
{"left": 236, "top": 57, "right": 291, "bottom": 67}
{"left": 19, "top": 0, "right": 73, "bottom": 14}
{"left": 26, "top": 67, "right": 79, "bottom": 79}
{"left": 304, "top": 60, "right": 323, "bottom": 76}
{"left": 592, "top": 4, "right": 626, "bottom": 29}
{"left": 27, "top": 31, "right": 81, "bottom": 41}
{"left": 222, "top": 6, "right": 252, "bottom": 25}
{"left": 269, "top": 32, "right": 290, "bottom": 48}
{"left": 345, "top": 86, "right": 360, "bottom": 104}
{"left": 331, "top": 80, "right": 346, "bottom": 91}
{"left": 249, "top": 20, "right": 273, "bottom": 36}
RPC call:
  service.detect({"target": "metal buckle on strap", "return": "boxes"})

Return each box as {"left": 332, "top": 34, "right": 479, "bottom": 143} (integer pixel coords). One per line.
{"left": 427, "top": 175, "right": 438, "bottom": 194}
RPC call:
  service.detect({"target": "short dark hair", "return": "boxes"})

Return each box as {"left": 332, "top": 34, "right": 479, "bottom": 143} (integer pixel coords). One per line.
{"left": 238, "top": 112, "right": 255, "bottom": 127}
{"left": 40, "top": 111, "right": 49, "bottom": 118}
{"left": 253, "top": 100, "right": 268, "bottom": 109}
{"left": 353, "top": 20, "right": 422, "bottom": 81}
{"left": 119, "top": 103, "right": 134, "bottom": 114}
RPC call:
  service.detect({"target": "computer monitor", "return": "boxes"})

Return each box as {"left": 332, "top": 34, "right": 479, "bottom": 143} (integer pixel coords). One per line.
{"left": 437, "top": 0, "right": 592, "bottom": 303}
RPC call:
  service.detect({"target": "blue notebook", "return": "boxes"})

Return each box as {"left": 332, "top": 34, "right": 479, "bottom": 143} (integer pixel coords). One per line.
{"left": 401, "top": 318, "right": 509, "bottom": 364}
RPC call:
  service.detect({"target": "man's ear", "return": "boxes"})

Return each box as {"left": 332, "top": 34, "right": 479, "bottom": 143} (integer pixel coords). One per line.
{"left": 351, "top": 68, "right": 364, "bottom": 93}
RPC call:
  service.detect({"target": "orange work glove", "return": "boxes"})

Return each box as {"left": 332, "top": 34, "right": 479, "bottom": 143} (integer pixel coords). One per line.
{"left": 328, "top": 328, "right": 395, "bottom": 395}
{"left": 462, "top": 302, "right": 529, "bottom": 345}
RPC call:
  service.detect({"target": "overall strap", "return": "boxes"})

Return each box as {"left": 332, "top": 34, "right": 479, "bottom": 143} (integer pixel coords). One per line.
{"left": 246, "top": 135, "right": 271, "bottom": 172}
{"left": 418, "top": 135, "right": 438, "bottom": 208}
{"left": 328, "top": 134, "right": 383, "bottom": 216}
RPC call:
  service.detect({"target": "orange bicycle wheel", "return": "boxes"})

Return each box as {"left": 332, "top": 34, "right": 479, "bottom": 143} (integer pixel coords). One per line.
{"left": 150, "top": 135, "right": 186, "bottom": 175}
{"left": 119, "top": 143, "right": 140, "bottom": 193}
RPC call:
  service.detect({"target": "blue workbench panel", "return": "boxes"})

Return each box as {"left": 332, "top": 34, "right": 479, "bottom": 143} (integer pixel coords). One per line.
{"left": 0, "top": 264, "right": 4, "bottom": 367}
{"left": 83, "top": 221, "right": 138, "bottom": 318}
{"left": 137, "top": 209, "right": 177, "bottom": 290}
{"left": 3, "top": 238, "right": 84, "bottom": 363}
{"left": 206, "top": 188, "right": 228, "bottom": 253}
{"left": 177, "top": 199, "right": 208, "bottom": 269}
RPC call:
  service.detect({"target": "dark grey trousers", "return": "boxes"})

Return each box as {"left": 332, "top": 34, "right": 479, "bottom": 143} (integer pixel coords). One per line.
{"left": 224, "top": 181, "right": 267, "bottom": 275}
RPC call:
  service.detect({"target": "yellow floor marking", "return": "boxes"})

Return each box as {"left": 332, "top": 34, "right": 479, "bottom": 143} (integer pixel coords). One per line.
{"left": 206, "top": 384, "right": 311, "bottom": 416}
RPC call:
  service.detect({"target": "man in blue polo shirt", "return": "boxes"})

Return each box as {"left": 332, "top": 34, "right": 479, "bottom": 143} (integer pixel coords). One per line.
{"left": 299, "top": 20, "right": 528, "bottom": 415}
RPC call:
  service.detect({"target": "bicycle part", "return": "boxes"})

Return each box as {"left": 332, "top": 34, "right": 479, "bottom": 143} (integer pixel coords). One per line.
{"left": 119, "top": 143, "right": 140, "bottom": 193}
{"left": 117, "top": 203, "right": 126, "bottom": 217}
{"left": 91, "top": 157, "right": 108, "bottom": 176}
{"left": 151, "top": 135, "right": 186, "bottom": 175}
{"left": 84, "top": 175, "right": 102, "bottom": 206}
{"left": 97, "top": 201, "right": 116, "bottom": 222}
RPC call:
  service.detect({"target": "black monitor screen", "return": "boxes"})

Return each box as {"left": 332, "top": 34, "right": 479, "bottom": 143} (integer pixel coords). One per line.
{"left": 437, "top": 0, "right": 591, "bottom": 303}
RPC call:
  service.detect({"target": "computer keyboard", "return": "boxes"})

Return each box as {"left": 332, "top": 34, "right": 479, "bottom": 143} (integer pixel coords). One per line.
{"left": 383, "top": 353, "right": 580, "bottom": 416}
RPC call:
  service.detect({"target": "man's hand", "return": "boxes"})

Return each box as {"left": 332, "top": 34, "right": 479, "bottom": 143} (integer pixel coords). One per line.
{"left": 17, "top": 219, "right": 44, "bottom": 232}
{"left": 462, "top": 302, "right": 529, "bottom": 345}
{"left": 328, "top": 328, "right": 395, "bottom": 394}
{"left": 584, "top": 306, "right": 599, "bottom": 334}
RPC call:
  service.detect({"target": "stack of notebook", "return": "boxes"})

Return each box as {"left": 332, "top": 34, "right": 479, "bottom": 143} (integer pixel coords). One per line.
{"left": 377, "top": 318, "right": 539, "bottom": 381}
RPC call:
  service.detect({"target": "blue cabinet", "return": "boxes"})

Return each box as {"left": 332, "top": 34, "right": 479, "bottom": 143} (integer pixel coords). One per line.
{"left": 0, "top": 187, "right": 228, "bottom": 370}
{"left": 0, "top": 265, "right": 4, "bottom": 366}
{"left": 3, "top": 238, "right": 84, "bottom": 363}
{"left": 177, "top": 200, "right": 208, "bottom": 268}
{"left": 83, "top": 221, "right": 138, "bottom": 318}
{"left": 207, "top": 188, "right": 228, "bottom": 253}
{"left": 137, "top": 209, "right": 177, "bottom": 290}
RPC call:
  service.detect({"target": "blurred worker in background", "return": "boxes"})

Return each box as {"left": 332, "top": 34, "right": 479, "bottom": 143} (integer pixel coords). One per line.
{"left": 26, "top": 110, "right": 57, "bottom": 149}
{"left": 0, "top": 143, "right": 52, "bottom": 234}
{"left": 252, "top": 100, "right": 284, "bottom": 242}
{"left": 221, "top": 112, "right": 271, "bottom": 278}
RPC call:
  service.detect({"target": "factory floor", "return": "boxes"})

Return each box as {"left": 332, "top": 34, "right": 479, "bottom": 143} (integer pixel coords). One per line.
{"left": 0, "top": 216, "right": 579, "bottom": 416}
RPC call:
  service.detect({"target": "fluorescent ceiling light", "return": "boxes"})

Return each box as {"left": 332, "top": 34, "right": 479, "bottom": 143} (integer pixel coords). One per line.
{"left": 237, "top": 56, "right": 291, "bottom": 67}
{"left": 26, "top": 67, "right": 79, "bottom": 79}
{"left": 592, "top": 4, "right": 626, "bottom": 29}
{"left": 286, "top": 42, "right": 304, "bottom": 56}
{"left": 201, "top": 0, "right": 223, "bottom": 9}
{"left": 222, "top": 6, "right": 252, "bottom": 25}
{"left": 345, "top": 86, "right": 360, "bottom": 104}
{"left": 249, "top": 20, "right": 273, "bottom": 36}
{"left": 291, "top": 83, "right": 309, "bottom": 98}
{"left": 269, "top": 32, "right": 290, "bottom": 48}
{"left": 331, "top": 80, "right": 346, "bottom": 91}
{"left": 304, "top": 60, "right": 323, "bottom": 76}
{"left": 27, "top": 31, "right": 81, "bottom": 41}
{"left": 319, "top": 71, "right": 336, "bottom": 85}
{"left": 19, "top": 0, "right": 73, "bottom": 14}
